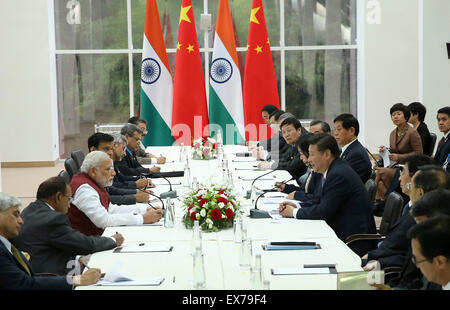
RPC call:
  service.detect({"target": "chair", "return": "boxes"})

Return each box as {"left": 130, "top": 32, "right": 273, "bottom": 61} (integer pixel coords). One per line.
{"left": 64, "top": 158, "right": 79, "bottom": 179}
{"left": 58, "top": 170, "right": 71, "bottom": 184}
{"left": 428, "top": 132, "right": 437, "bottom": 157}
{"left": 365, "top": 179, "right": 377, "bottom": 204}
{"left": 71, "top": 149, "right": 85, "bottom": 170}
{"left": 345, "top": 192, "right": 404, "bottom": 249}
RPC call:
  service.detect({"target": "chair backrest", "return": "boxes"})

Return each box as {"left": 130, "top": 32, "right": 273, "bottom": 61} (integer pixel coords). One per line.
{"left": 365, "top": 179, "right": 377, "bottom": 204}
{"left": 428, "top": 132, "right": 437, "bottom": 157}
{"left": 57, "top": 170, "right": 71, "bottom": 184}
{"left": 71, "top": 149, "right": 85, "bottom": 170}
{"left": 379, "top": 192, "right": 404, "bottom": 235}
{"left": 64, "top": 158, "right": 79, "bottom": 179}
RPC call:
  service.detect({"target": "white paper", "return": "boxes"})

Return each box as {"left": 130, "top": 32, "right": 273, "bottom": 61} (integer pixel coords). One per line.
{"left": 259, "top": 197, "right": 296, "bottom": 205}
{"left": 270, "top": 217, "right": 301, "bottom": 223}
{"left": 142, "top": 219, "right": 164, "bottom": 226}
{"left": 239, "top": 176, "right": 275, "bottom": 181}
{"left": 380, "top": 148, "right": 390, "bottom": 167}
{"left": 272, "top": 268, "right": 331, "bottom": 275}
{"left": 94, "top": 277, "right": 165, "bottom": 286}
{"left": 118, "top": 245, "right": 172, "bottom": 253}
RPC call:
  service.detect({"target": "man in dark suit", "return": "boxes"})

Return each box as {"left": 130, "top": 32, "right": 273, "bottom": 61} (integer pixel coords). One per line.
{"left": 435, "top": 107, "right": 450, "bottom": 170}
{"left": 361, "top": 155, "right": 437, "bottom": 271}
{"left": 333, "top": 113, "right": 372, "bottom": 184}
{"left": 258, "top": 117, "right": 308, "bottom": 183}
{"left": 116, "top": 123, "right": 161, "bottom": 177}
{"left": 88, "top": 132, "right": 150, "bottom": 205}
{"left": 0, "top": 192, "right": 101, "bottom": 289}
{"left": 278, "top": 134, "right": 376, "bottom": 256}
{"left": 13, "top": 176, "right": 123, "bottom": 275}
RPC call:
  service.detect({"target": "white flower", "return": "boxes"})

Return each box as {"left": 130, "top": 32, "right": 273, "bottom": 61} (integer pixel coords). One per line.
{"left": 208, "top": 138, "right": 216, "bottom": 144}
{"left": 206, "top": 218, "right": 213, "bottom": 225}
{"left": 208, "top": 223, "right": 213, "bottom": 229}
{"left": 200, "top": 209, "right": 206, "bottom": 217}
{"left": 218, "top": 202, "right": 225, "bottom": 209}
{"left": 222, "top": 214, "right": 226, "bottom": 219}
{"left": 228, "top": 205, "right": 234, "bottom": 213}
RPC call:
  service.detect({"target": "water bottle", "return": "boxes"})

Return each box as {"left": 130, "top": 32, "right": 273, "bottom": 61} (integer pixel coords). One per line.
{"left": 239, "top": 229, "right": 252, "bottom": 268}
{"left": 250, "top": 184, "right": 257, "bottom": 204}
{"left": 183, "top": 164, "right": 191, "bottom": 187}
{"left": 164, "top": 197, "right": 175, "bottom": 228}
{"left": 191, "top": 220, "right": 202, "bottom": 254}
{"left": 251, "top": 254, "right": 264, "bottom": 289}
{"left": 192, "top": 246, "right": 206, "bottom": 289}
{"left": 233, "top": 213, "right": 243, "bottom": 244}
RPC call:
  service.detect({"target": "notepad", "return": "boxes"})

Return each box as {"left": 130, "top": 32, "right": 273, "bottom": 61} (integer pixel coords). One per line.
{"left": 271, "top": 268, "right": 331, "bottom": 275}
{"left": 114, "top": 245, "right": 173, "bottom": 253}
{"left": 262, "top": 239, "right": 321, "bottom": 250}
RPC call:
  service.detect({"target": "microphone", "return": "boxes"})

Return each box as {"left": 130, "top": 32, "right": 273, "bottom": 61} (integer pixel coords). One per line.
{"left": 250, "top": 191, "right": 272, "bottom": 219}
{"left": 138, "top": 189, "right": 165, "bottom": 212}
{"left": 264, "top": 177, "right": 295, "bottom": 193}
{"left": 245, "top": 169, "right": 275, "bottom": 199}
{"left": 159, "top": 176, "right": 178, "bottom": 199}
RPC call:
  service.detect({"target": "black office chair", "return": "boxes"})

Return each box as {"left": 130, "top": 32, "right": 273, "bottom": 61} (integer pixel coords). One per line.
{"left": 64, "top": 158, "right": 79, "bottom": 179}
{"left": 428, "top": 133, "right": 437, "bottom": 157}
{"left": 365, "top": 179, "right": 377, "bottom": 204}
{"left": 71, "top": 149, "right": 85, "bottom": 170}
{"left": 345, "top": 192, "right": 404, "bottom": 250}
{"left": 58, "top": 170, "right": 71, "bottom": 183}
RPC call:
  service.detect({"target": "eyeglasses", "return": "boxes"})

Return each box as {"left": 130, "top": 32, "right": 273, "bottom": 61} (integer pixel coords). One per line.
{"left": 63, "top": 193, "right": 74, "bottom": 204}
{"left": 281, "top": 128, "right": 297, "bottom": 137}
{"left": 411, "top": 255, "right": 428, "bottom": 266}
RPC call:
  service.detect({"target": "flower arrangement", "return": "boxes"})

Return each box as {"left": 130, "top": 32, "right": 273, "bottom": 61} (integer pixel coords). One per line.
{"left": 183, "top": 187, "right": 240, "bottom": 232}
{"left": 191, "top": 137, "right": 217, "bottom": 160}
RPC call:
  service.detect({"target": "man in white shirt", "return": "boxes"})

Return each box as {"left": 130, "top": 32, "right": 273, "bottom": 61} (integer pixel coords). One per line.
{"left": 409, "top": 216, "right": 450, "bottom": 290}
{"left": 67, "top": 151, "right": 162, "bottom": 236}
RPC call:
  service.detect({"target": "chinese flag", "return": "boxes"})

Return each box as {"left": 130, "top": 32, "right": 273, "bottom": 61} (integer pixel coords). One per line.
{"left": 172, "top": 0, "right": 209, "bottom": 146}
{"left": 243, "top": 0, "right": 280, "bottom": 142}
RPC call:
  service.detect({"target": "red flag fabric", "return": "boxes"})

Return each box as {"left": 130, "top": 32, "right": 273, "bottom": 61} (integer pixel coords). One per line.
{"left": 243, "top": 0, "right": 280, "bottom": 141}
{"left": 172, "top": 0, "right": 209, "bottom": 146}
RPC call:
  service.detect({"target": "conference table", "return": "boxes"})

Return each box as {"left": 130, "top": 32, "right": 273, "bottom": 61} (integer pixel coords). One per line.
{"left": 77, "top": 145, "right": 364, "bottom": 290}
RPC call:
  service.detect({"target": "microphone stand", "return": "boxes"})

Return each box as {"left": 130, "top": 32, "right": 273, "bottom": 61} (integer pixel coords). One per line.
{"left": 250, "top": 191, "right": 272, "bottom": 219}
{"left": 159, "top": 176, "right": 177, "bottom": 199}
{"left": 244, "top": 169, "right": 275, "bottom": 199}
{"left": 138, "top": 189, "right": 165, "bottom": 212}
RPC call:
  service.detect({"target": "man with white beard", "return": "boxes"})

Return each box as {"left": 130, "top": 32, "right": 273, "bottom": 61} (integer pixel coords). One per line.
{"left": 67, "top": 151, "right": 162, "bottom": 236}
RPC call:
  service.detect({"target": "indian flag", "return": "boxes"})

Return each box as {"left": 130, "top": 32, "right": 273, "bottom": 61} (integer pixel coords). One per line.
{"left": 209, "top": 0, "right": 245, "bottom": 144}
{"left": 140, "top": 0, "right": 174, "bottom": 146}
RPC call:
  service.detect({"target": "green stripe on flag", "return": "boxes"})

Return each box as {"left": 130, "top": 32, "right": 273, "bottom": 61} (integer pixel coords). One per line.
{"left": 209, "top": 86, "right": 244, "bottom": 145}
{"left": 140, "top": 89, "right": 174, "bottom": 146}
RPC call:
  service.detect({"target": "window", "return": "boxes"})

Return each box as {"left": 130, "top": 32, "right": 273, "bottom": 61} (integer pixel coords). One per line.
{"left": 54, "top": 0, "right": 358, "bottom": 157}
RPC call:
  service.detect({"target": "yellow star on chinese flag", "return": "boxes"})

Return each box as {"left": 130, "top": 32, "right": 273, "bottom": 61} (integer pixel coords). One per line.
{"left": 186, "top": 44, "right": 195, "bottom": 53}
{"left": 247, "top": 44, "right": 250, "bottom": 50}
{"left": 177, "top": 42, "right": 182, "bottom": 50}
{"left": 250, "top": 7, "right": 260, "bottom": 24}
{"left": 179, "top": 5, "right": 192, "bottom": 24}
{"left": 267, "top": 37, "right": 270, "bottom": 45}
{"left": 255, "top": 45, "right": 263, "bottom": 54}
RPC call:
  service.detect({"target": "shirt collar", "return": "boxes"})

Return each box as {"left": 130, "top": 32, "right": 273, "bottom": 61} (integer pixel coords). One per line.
{"left": 444, "top": 132, "right": 450, "bottom": 139}
{"left": 443, "top": 281, "right": 450, "bottom": 290}
{"left": 340, "top": 138, "right": 357, "bottom": 156}
{"left": 44, "top": 202, "right": 55, "bottom": 212}
{"left": 0, "top": 234, "right": 12, "bottom": 254}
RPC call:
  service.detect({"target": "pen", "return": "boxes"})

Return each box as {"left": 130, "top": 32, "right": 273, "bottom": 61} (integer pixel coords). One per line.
{"left": 173, "top": 276, "right": 176, "bottom": 283}
{"left": 139, "top": 243, "right": 145, "bottom": 246}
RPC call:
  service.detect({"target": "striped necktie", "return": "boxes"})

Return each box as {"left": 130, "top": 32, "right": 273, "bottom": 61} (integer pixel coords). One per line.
{"left": 11, "top": 244, "right": 31, "bottom": 276}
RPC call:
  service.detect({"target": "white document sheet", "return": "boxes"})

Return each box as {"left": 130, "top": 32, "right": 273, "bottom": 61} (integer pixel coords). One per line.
{"left": 92, "top": 261, "right": 164, "bottom": 286}
{"left": 118, "top": 245, "right": 172, "bottom": 253}
{"left": 271, "top": 268, "right": 331, "bottom": 275}
{"left": 380, "top": 148, "right": 390, "bottom": 167}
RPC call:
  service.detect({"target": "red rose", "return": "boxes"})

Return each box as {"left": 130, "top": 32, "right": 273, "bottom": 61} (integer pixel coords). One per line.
{"left": 225, "top": 208, "right": 234, "bottom": 221}
{"left": 190, "top": 212, "right": 197, "bottom": 221}
{"left": 213, "top": 143, "right": 217, "bottom": 149}
{"left": 217, "top": 196, "right": 229, "bottom": 205}
{"left": 198, "top": 199, "right": 208, "bottom": 207}
{"left": 211, "top": 208, "right": 222, "bottom": 221}
{"left": 188, "top": 205, "right": 193, "bottom": 212}
{"left": 203, "top": 139, "right": 209, "bottom": 146}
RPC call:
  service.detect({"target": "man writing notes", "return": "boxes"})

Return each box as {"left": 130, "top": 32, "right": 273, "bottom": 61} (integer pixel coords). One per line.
{"left": 278, "top": 134, "right": 376, "bottom": 256}
{"left": 67, "top": 151, "right": 162, "bottom": 236}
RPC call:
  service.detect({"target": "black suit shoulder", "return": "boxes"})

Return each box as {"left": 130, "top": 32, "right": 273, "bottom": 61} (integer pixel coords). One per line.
{"left": 341, "top": 140, "right": 372, "bottom": 184}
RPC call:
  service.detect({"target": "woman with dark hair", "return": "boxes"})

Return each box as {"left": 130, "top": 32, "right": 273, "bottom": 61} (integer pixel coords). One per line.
{"left": 373, "top": 103, "right": 423, "bottom": 212}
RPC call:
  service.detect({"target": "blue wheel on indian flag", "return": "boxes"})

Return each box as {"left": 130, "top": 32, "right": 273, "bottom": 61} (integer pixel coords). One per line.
{"left": 141, "top": 58, "right": 161, "bottom": 84}
{"left": 210, "top": 57, "right": 233, "bottom": 84}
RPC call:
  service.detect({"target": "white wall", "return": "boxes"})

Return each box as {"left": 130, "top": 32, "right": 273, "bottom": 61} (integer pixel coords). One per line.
{"left": 0, "top": 0, "right": 59, "bottom": 163}
{"left": 362, "top": 0, "right": 420, "bottom": 152}
{"left": 422, "top": 0, "right": 450, "bottom": 142}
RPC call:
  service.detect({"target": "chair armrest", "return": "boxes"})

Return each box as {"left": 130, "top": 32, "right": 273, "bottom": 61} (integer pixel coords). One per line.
{"left": 345, "top": 234, "right": 385, "bottom": 245}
